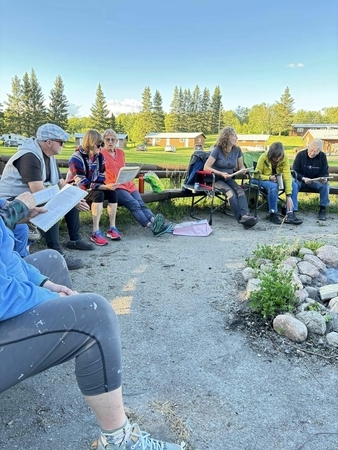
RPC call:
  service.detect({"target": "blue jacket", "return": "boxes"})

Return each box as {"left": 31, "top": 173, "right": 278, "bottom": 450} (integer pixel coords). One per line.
{"left": 0, "top": 204, "right": 59, "bottom": 321}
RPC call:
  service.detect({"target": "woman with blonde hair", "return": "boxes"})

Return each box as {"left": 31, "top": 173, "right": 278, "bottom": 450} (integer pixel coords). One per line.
{"left": 100, "top": 129, "right": 172, "bottom": 237}
{"left": 204, "top": 127, "right": 258, "bottom": 228}
{"left": 66, "top": 129, "right": 121, "bottom": 246}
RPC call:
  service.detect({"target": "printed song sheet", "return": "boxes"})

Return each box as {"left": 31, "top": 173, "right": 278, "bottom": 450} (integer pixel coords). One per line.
{"left": 30, "top": 184, "right": 87, "bottom": 232}
{"left": 116, "top": 166, "right": 140, "bottom": 184}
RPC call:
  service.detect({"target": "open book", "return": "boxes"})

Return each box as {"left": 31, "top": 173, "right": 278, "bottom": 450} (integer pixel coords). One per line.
{"left": 30, "top": 184, "right": 87, "bottom": 232}
{"left": 116, "top": 166, "right": 140, "bottom": 184}
{"left": 229, "top": 167, "right": 254, "bottom": 178}
{"left": 309, "top": 176, "right": 333, "bottom": 182}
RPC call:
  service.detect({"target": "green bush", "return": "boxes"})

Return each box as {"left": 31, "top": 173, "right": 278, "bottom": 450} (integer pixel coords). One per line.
{"left": 248, "top": 264, "right": 297, "bottom": 319}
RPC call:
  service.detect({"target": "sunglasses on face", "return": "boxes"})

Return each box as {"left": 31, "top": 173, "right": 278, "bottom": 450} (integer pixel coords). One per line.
{"left": 104, "top": 137, "right": 117, "bottom": 142}
{"left": 46, "top": 139, "right": 64, "bottom": 146}
{"left": 96, "top": 142, "right": 104, "bottom": 149}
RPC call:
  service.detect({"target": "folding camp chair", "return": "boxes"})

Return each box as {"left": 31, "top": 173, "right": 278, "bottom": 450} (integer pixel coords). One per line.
{"left": 182, "top": 150, "right": 230, "bottom": 225}
{"left": 242, "top": 151, "right": 286, "bottom": 215}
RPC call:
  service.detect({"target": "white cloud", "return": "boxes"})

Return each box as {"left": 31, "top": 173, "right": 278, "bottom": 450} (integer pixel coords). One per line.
{"left": 106, "top": 98, "right": 142, "bottom": 116}
{"left": 286, "top": 63, "right": 304, "bottom": 68}
{"left": 68, "top": 103, "right": 83, "bottom": 117}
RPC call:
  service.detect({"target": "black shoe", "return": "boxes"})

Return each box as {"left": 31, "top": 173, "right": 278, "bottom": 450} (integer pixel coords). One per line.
{"left": 240, "top": 215, "right": 259, "bottom": 228}
{"left": 269, "top": 213, "right": 282, "bottom": 225}
{"left": 66, "top": 238, "right": 95, "bottom": 251}
{"left": 284, "top": 212, "right": 303, "bottom": 225}
{"left": 318, "top": 208, "right": 327, "bottom": 221}
{"left": 63, "top": 255, "right": 84, "bottom": 270}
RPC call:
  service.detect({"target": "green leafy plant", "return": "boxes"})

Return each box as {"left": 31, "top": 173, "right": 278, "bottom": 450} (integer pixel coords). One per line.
{"left": 245, "top": 240, "right": 299, "bottom": 268}
{"left": 248, "top": 264, "right": 297, "bottom": 319}
{"left": 307, "top": 302, "right": 321, "bottom": 312}
{"left": 302, "top": 240, "right": 326, "bottom": 252}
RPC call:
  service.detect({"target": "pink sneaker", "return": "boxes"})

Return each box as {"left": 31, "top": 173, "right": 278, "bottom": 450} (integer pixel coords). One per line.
{"left": 91, "top": 230, "right": 109, "bottom": 246}
{"left": 107, "top": 227, "right": 121, "bottom": 241}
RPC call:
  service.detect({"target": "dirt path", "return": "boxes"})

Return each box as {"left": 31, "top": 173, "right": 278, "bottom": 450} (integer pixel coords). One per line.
{"left": 1, "top": 210, "right": 338, "bottom": 450}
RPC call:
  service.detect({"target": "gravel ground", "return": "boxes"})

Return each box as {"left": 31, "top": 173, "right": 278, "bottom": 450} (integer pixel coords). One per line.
{"left": 1, "top": 208, "right": 338, "bottom": 450}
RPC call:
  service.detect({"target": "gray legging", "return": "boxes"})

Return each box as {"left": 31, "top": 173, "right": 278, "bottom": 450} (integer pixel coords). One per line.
{"left": 0, "top": 250, "right": 122, "bottom": 396}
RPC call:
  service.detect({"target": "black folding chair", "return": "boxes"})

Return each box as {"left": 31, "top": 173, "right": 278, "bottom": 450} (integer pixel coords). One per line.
{"left": 182, "top": 151, "right": 228, "bottom": 225}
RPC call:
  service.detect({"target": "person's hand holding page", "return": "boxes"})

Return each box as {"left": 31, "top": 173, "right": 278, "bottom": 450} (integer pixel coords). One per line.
{"left": 76, "top": 199, "right": 90, "bottom": 212}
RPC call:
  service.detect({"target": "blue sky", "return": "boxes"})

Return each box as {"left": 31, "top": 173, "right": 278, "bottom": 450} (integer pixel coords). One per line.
{"left": 1, "top": 0, "right": 337, "bottom": 118}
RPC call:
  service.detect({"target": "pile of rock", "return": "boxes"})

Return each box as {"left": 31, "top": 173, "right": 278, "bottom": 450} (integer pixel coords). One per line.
{"left": 242, "top": 244, "right": 338, "bottom": 347}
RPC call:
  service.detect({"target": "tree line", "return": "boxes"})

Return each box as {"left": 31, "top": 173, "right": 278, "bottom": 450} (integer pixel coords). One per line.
{"left": 1, "top": 69, "right": 337, "bottom": 144}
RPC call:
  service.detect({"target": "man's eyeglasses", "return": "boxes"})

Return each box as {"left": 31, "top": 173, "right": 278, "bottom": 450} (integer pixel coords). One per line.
{"left": 104, "top": 138, "right": 117, "bottom": 142}
{"left": 46, "top": 139, "right": 64, "bottom": 146}
{"left": 96, "top": 142, "right": 104, "bottom": 149}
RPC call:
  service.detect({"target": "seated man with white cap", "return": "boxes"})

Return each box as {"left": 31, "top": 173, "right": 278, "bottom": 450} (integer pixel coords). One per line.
{"left": 0, "top": 123, "right": 94, "bottom": 270}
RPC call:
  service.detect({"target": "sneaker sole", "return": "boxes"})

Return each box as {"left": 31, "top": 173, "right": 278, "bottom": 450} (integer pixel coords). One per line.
{"left": 154, "top": 223, "right": 173, "bottom": 237}
{"left": 90, "top": 237, "right": 109, "bottom": 246}
{"left": 106, "top": 234, "right": 121, "bottom": 241}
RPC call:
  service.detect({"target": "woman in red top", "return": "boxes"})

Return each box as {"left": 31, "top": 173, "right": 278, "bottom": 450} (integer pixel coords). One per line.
{"left": 101, "top": 129, "right": 171, "bottom": 237}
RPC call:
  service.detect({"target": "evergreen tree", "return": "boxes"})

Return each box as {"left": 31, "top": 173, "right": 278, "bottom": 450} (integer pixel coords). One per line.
{"left": 48, "top": 75, "right": 69, "bottom": 129}
{"left": 152, "top": 90, "right": 165, "bottom": 132}
{"left": 191, "top": 85, "right": 202, "bottom": 131}
{"left": 139, "top": 86, "right": 155, "bottom": 134}
{"left": 110, "top": 112, "right": 116, "bottom": 130}
{"left": 200, "top": 88, "right": 211, "bottom": 134}
{"left": 168, "top": 86, "right": 181, "bottom": 132}
{"left": 20, "top": 70, "right": 47, "bottom": 136}
{"left": 30, "top": 69, "right": 48, "bottom": 133}
{"left": 271, "top": 86, "right": 295, "bottom": 135}
{"left": 210, "top": 86, "right": 222, "bottom": 133}
{"left": 4, "top": 76, "right": 23, "bottom": 134}
{"left": 90, "top": 84, "right": 110, "bottom": 131}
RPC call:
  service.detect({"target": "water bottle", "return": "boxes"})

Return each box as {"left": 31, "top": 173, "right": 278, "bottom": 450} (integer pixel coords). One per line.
{"left": 139, "top": 173, "right": 144, "bottom": 193}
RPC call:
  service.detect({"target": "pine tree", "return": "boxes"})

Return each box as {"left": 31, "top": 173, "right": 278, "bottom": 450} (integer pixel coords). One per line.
{"left": 48, "top": 75, "right": 69, "bottom": 130}
{"left": 168, "top": 86, "right": 181, "bottom": 132}
{"left": 90, "top": 84, "right": 110, "bottom": 131}
{"left": 271, "top": 87, "right": 295, "bottom": 135}
{"left": 191, "top": 85, "right": 202, "bottom": 131}
{"left": 30, "top": 69, "right": 48, "bottom": 134}
{"left": 110, "top": 112, "right": 116, "bottom": 130}
{"left": 140, "top": 86, "right": 155, "bottom": 134}
{"left": 200, "top": 88, "right": 211, "bottom": 134}
{"left": 4, "top": 76, "right": 23, "bottom": 134}
{"left": 152, "top": 90, "right": 165, "bottom": 132}
{"left": 210, "top": 86, "right": 222, "bottom": 133}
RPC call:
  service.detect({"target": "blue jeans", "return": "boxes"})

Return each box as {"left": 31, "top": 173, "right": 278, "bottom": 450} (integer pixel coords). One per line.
{"left": 116, "top": 188, "right": 154, "bottom": 227}
{"left": 294, "top": 180, "right": 330, "bottom": 207}
{"left": 251, "top": 179, "right": 299, "bottom": 212}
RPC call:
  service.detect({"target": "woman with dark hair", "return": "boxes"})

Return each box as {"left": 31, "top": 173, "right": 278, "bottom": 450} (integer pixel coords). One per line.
{"left": 204, "top": 127, "right": 258, "bottom": 228}
{"left": 67, "top": 129, "right": 121, "bottom": 246}
{"left": 252, "top": 141, "right": 302, "bottom": 225}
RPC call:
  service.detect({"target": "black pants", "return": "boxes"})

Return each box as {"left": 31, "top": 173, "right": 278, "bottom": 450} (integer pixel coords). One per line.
{"left": 44, "top": 207, "right": 81, "bottom": 254}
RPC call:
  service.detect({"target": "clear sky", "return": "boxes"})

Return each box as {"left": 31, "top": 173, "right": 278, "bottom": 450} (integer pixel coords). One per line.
{"left": 1, "top": 0, "right": 337, "bottom": 118}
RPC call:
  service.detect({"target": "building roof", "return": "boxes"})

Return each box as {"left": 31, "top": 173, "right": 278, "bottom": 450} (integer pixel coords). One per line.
{"left": 237, "top": 134, "right": 270, "bottom": 141}
{"left": 145, "top": 132, "right": 206, "bottom": 138}
{"left": 292, "top": 123, "right": 338, "bottom": 128}
{"left": 302, "top": 129, "right": 338, "bottom": 140}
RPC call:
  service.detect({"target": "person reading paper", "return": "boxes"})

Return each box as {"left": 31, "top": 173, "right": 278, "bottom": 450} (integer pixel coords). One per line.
{"left": 204, "top": 126, "right": 259, "bottom": 228}
{"left": 292, "top": 138, "right": 330, "bottom": 221}
{"left": 100, "top": 129, "right": 172, "bottom": 237}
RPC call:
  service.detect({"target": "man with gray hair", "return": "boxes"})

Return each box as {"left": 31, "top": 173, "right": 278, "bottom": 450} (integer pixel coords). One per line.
{"left": 292, "top": 138, "right": 330, "bottom": 220}
{"left": 0, "top": 123, "right": 94, "bottom": 269}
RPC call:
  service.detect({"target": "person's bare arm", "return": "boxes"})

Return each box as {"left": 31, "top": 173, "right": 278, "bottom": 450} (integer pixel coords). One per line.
{"left": 28, "top": 180, "right": 45, "bottom": 193}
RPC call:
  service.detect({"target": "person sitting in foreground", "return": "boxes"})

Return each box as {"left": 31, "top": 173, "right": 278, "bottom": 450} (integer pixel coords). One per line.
{"left": 0, "top": 197, "right": 30, "bottom": 257}
{"left": 67, "top": 129, "right": 121, "bottom": 246}
{"left": 203, "top": 126, "right": 259, "bottom": 228}
{"left": 292, "top": 138, "right": 330, "bottom": 221}
{"left": 0, "top": 123, "right": 94, "bottom": 270}
{"left": 0, "top": 192, "right": 184, "bottom": 450}
{"left": 101, "top": 129, "right": 172, "bottom": 237}
{"left": 251, "top": 142, "right": 302, "bottom": 225}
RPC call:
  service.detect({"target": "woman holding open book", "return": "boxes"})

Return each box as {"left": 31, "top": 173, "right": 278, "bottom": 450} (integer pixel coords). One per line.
{"left": 204, "top": 126, "right": 259, "bottom": 228}
{"left": 100, "top": 129, "right": 172, "bottom": 237}
{"left": 66, "top": 130, "right": 121, "bottom": 246}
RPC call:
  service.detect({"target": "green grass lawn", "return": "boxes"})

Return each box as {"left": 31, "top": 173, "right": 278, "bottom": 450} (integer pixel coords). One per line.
{"left": 1, "top": 135, "right": 338, "bottom": 168}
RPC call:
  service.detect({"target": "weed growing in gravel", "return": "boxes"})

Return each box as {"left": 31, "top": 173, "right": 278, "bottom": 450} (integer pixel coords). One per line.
{"left": 248, "top": 264, "right": 297, "bottom": 319}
